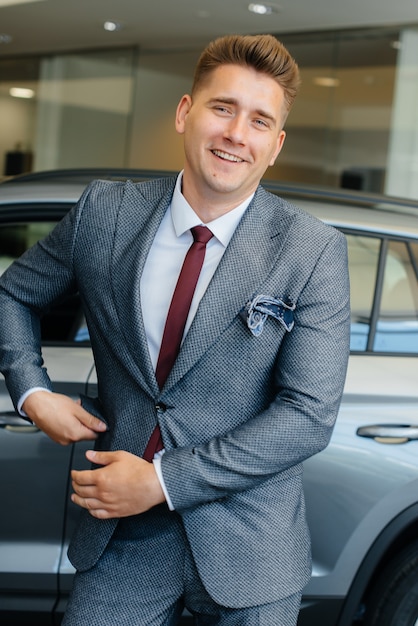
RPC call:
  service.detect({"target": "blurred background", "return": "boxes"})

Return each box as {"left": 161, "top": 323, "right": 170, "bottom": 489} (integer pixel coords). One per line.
{"left": 1, "top": 0, "right": 418, "bottom": 199}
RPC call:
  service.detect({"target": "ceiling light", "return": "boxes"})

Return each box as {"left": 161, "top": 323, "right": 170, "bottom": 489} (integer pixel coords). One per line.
{"left": 248, "top": 3, "right": 279, "bottom": 15}
{"left": 103, "top": 21, "right": 123, "bottom": 32}
{"left": 9, "top": 87, "right": 35, "bottom": 99}
{"left": 314, "top": 77, "right": 340, "bottom": 88}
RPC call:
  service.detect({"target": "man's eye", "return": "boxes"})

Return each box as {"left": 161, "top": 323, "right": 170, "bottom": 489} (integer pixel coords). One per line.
{"left": 214, "top": 106, "right": 230, "bottom": 114}
{"left": 255, "top": 119, "right": 268, "bottom": 128}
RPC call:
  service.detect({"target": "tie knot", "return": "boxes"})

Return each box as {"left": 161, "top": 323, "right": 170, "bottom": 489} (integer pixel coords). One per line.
{"left": 191, "top": 225, "right": 213, "bottom": 245}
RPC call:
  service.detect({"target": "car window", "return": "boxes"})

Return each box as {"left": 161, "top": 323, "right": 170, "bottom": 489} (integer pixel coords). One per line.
{"left": 374, "top": 240, "right": 418, "bottom": 353}
{"left": 0, "top": 222, "right": 57, "bottom": 276}
{"left": 0, "top": 220, "right": 88, "bottom": 344}
{"left": 346, "top": 233, "right": 380, "bottom": 351}
{"left": 347, "top": 232, "right": 418, "bottom": 354}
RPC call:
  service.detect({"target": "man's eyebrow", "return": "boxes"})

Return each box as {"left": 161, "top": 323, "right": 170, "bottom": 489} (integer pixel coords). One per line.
{"left": 207, "top": 97, "right": 278, "bottom": 125}
{"left": 207, "top": 97, "right": 237, "bottom": 108}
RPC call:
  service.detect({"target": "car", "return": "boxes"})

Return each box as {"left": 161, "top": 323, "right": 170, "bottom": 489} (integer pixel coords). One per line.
{"left": 0, "top": 169, "right": 417, "bottom": 626}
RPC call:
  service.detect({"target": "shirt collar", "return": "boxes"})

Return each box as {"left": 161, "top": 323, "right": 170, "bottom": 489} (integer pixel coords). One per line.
{"left": 171, "top": 171, "right": 254, "bottom": 248}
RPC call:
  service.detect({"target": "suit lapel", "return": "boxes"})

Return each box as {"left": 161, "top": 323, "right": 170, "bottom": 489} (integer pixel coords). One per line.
{"left": 163, "top": 186, "right": 296, "bottom": 389}
{"left": 111, "top": 178, "right": 176, "bottom": 395}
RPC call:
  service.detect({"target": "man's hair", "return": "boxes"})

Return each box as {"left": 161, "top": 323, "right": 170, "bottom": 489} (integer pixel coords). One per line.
{"left": 192, "top": 34, "right": 300, "bottom": 121}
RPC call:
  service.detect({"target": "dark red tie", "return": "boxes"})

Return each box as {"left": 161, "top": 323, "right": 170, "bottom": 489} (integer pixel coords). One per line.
{"left": 143, "top": 225, "right": 213, "bottom": 461}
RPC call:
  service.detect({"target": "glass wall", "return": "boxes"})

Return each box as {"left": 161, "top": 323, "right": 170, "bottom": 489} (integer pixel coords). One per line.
{"left": 271, "top": 28, "right": 399, "bottom": 193}
{"left": 1, "top": 25, "right": 418, "bottom": 199}
{"left": 0, "top": 48, "right": 136, "bottom": 176}
{"left": 0, "top": 56, "right": 40, "bottom": 176}
{"left": 277, "top": 27, "right": 418, "bottom": 200}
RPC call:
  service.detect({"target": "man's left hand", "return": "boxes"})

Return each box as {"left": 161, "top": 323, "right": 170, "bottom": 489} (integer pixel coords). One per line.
{"left": 71, "top": 450, "right": 166, "bottom": 519}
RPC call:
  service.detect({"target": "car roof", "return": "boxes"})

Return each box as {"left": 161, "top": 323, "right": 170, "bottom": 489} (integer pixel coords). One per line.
{"left": 1, "top": 169, "right": 418, "bottom": 240}
{"left": 290, "top": 197, "right": 418, "bottom": 239}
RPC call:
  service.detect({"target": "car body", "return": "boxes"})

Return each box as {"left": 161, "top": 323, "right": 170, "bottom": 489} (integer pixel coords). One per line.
{"left": 0, "top": 169, "right": 418, "bottom": 626}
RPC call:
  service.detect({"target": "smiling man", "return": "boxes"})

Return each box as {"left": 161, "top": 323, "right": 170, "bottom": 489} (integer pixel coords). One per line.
{"left": 0, "top": 35, "right": 350, "bottom": 626}
{"left": 176, "top": 63, "right": 287, "bottom": 218}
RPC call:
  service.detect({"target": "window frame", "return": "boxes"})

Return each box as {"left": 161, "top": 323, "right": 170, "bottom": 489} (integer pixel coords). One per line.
{"left": 341, "top": 226, "right": 418, "bottom": 357}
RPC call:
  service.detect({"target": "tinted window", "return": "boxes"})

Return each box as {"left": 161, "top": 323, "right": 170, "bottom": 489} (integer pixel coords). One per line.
{"left": 0, "top": 222, "right": 56, "bottom": 276}
{"left": 0, "top": 220, "right": 86, "bottom": 344}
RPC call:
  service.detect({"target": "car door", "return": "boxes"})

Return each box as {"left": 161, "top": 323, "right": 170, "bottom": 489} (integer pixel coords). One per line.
{"left": 55, "top": 369, "right": 96, "bottom": 620}
{"left": 0, "top": 216, "right": 95, "bottom": 620}
{"left": 299, "top": 229, "right": 418, "bottom": 625}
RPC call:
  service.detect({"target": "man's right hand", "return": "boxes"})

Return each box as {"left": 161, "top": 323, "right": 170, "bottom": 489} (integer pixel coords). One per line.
{"left": 22, "top": 391, "right": 108, "bottom": 445}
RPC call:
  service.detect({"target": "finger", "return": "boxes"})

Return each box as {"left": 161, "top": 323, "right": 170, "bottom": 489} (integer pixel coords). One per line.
{"left": 68, "top": 417, "right": 106, "bottom": 443}
{"left": 71, "top": 493, "right": 104, "bottom": 510}
{"left": 75, "top": 408, "right": 108, "bottom": 433}
{"left": 72, "top": 427, "right": 100, "bottom": 442}
{"left": 71, "top": 453, "right": 118, "bottom": 486}
{"left": 85, "top": 449, "right": 120, "bottom": 465}
{"left": 71, "top": 492, "right": 108, "bottom": 509}
{"left": 72, "top": 482, "right": 96, "bottom": 496}
{"left": 71, "top": 493, "right": 113, "bottom": 519}
{"left": 88, "top": 508, "right": 110, "bottom": 519}
{"left": 71, "top": 469, "right": 97, "bottom": 486}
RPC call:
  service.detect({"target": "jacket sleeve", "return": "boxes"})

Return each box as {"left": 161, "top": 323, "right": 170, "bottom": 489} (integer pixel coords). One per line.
{"left": 0, "top": 183, "right": 93, "bottom": 408}
{"left": 161, "top": 227, "right": 351, "bottom": 511}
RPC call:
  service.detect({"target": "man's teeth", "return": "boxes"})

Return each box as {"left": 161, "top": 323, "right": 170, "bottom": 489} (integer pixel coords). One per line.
{"left": 212, "top": 150, "right": 243, "bottom": 162}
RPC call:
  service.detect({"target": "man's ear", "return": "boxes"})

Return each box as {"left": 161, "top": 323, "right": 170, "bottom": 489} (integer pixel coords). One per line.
{"left": 175, "top": 94, "right": 192, "bottom": 135}
{"left": 269, "top": 130, "right": 286, "bottom": 167}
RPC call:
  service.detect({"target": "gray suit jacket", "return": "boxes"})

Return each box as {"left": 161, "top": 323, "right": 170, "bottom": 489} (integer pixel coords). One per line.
{"left": 0, "top": 176, "right": 350, "bottom": 607}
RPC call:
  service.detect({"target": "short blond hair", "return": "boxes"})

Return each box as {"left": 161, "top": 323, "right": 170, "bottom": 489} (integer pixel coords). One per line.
{"left": 192, "top": 34, "right": 300, "bottom": 120}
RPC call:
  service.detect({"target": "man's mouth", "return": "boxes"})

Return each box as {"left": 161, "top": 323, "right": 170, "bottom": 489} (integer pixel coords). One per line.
{"left": 212, "top": 149, "right": 244, "bottom": 163}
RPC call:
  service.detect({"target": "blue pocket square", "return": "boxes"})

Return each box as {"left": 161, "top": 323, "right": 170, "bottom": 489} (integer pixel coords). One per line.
{"left": 241, "top": 294, "right": 295, "bottom": 337}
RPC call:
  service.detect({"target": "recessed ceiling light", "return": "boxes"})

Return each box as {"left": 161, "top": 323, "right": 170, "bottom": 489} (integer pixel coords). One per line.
{"left": 9, "top": 87, "right": 35, "bottom": 99}
{"left": 103, "top": 21, "right": 123, "bottom": 32}
{"left": 248, "top": 3, "right": 279, "bottom": 15}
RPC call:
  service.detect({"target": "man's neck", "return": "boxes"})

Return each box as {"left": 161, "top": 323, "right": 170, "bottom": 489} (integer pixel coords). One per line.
{"left": 180, "top": 174, "right": 257, "bottom": 223}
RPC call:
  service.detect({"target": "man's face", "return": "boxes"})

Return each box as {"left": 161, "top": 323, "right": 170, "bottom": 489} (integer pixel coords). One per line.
{"left": 176, "top": 63, "right": 287, "bottom": 212}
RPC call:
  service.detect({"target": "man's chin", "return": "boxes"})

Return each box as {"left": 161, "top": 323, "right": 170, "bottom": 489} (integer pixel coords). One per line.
{"left": 206, "top": 173, "right": 253, "bottom": 197}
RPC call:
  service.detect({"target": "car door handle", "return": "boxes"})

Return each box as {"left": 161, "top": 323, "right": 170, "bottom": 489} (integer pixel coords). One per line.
{"left": 357, "top": 424, "right": 418, "bottom": 444}
{"left": 0, "top": 411, "right": 39, "bottom": 433}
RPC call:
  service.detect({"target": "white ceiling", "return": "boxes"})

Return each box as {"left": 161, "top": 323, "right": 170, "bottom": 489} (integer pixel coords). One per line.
{"left": 0, "top": 0, "right": 418, "bottom": 58}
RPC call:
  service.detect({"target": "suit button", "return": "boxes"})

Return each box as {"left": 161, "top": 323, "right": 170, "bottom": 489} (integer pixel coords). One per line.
{"left": 155, "top": 403, "right": 167, "bottom": 412}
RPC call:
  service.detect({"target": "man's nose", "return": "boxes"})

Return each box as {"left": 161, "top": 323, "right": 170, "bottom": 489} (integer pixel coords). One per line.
{"left": 224, "top": 114, "right": 247, "bottom": 144}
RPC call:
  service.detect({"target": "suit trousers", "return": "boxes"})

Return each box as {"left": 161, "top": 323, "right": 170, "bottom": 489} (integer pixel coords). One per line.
{"left": 62, "top": 504, "right": 302, "bottom": 626}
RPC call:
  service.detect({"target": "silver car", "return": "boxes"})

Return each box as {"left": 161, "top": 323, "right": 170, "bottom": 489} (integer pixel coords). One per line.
{"left": 1, "top": 170, "right": 418, "bottom": 626}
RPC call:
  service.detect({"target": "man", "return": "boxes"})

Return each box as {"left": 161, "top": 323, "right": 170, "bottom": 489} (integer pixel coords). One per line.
{"left": 0, "top": 34, "right": 350, "bottom": 625}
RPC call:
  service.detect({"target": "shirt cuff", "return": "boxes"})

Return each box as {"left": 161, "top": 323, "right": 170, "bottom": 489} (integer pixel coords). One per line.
{"left": 18, "top": 387, "right": 52, "bottom": 417}
{"left": 152, "top": 451, "right": 175, "bottom": 511}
